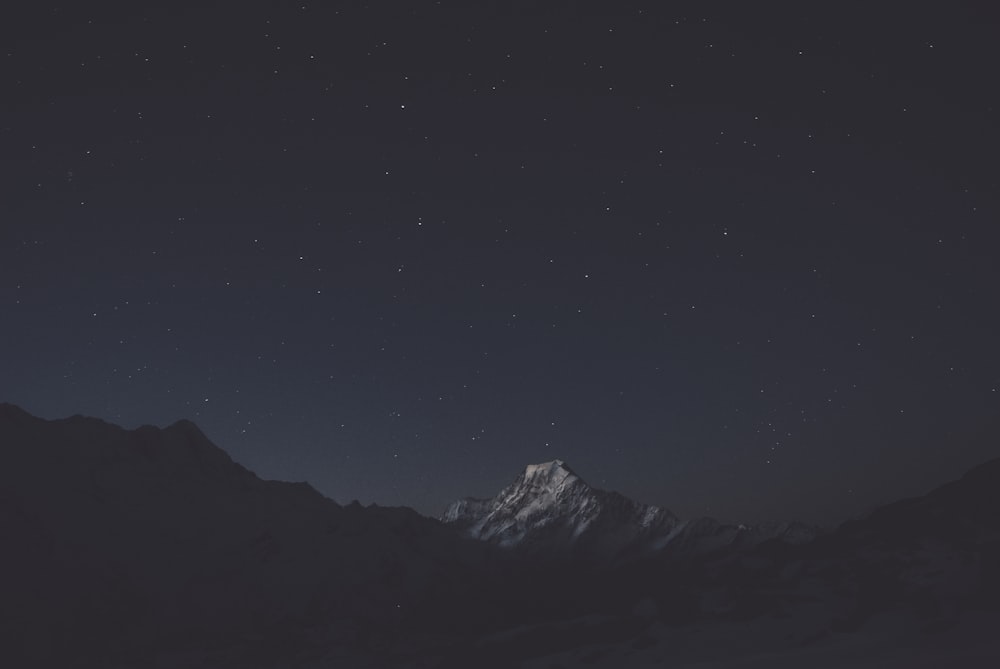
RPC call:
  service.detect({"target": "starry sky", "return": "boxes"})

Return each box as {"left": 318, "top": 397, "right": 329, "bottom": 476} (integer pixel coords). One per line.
{"left": 3, "top": 1, "right": 999, "bottom": 525}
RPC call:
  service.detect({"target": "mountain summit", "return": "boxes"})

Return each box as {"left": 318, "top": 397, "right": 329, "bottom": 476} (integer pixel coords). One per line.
{"left": 443, "top": 460, "right": 820, "bottom": 560}
{"left": 442, "top": 460, "right": 680, "bottom": 557}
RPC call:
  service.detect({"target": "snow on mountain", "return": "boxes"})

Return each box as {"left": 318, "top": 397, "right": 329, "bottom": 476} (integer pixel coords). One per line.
{"left": 443, "top": 459, "right": 679, "bottom": 557}
{"left": 443, "top": 459, "right": 817, "bottom": 559}
{"left": 435, "top": 456, "right": 1000, "bottom": 668}
{"left": 3, "top": 403, "right": 997, "bottom": 667}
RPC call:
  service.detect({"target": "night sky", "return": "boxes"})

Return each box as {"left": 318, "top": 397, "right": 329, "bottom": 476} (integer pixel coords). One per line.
{"left": 3, "top": 2, "right": 998, "bottom": 525}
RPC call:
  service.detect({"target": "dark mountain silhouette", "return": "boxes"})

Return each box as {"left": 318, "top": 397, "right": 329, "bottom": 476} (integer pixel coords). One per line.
{"left": 0, "top": 403, "right": 489, "bottom": 667}
{"left": 2, "top": 403, "right": 998, "bottom": 668}
{"left": 432, "top": 455, "right": 1000, "bottom": 668}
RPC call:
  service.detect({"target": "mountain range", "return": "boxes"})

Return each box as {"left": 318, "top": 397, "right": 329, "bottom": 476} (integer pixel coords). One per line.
{"left": 442, "top": 458, "right": 816, "bottom": 560}
{"left": 0, "top": 403, "right": 489, "bottom": 667}
{"left": 2, "top": 403, "right": 998, "bottom": 668}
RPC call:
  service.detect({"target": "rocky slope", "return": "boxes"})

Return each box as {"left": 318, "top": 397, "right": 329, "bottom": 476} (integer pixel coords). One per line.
{"left": 443, "top": 459, "right": 816, "bottom": 560}
{"left": 443, "top": 459, "right": 679, "bottom": 557}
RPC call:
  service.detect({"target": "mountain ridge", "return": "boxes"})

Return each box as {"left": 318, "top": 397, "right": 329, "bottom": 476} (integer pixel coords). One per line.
{"left": 0, "top": 403, "right": 491, "bottom": 666}
{"left": 443, "top": 458, "right": 818, "bottom": 559}
{"left": 3, "top": 403, "right": 998, "bottom": 667}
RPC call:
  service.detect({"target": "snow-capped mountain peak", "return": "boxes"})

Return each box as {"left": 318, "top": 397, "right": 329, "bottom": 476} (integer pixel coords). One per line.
{"left": 522, "top": 459, "right": 576, "bottom": 486}
{"left": 443, "top": 460, "right": 821, "bottom": 559}
{"left": 442, "top": 460, "right": 680, "bottom": 556}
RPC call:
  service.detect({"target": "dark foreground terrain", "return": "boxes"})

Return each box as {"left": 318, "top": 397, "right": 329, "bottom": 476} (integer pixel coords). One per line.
{"left": 2, "top": 403, "right": 999, "bottom": 667}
